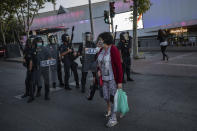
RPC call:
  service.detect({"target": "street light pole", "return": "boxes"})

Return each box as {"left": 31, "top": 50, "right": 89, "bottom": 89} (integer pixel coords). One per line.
{"left": 88, "top": 0, "right": 94, "bottom": 38}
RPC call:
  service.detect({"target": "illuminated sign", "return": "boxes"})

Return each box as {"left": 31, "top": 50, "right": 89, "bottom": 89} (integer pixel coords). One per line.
{"left": 170, "top": 28, "right": 188, "bottom": 34}
{"left": 112, "top": 11, "right": 143, "bottom": 32}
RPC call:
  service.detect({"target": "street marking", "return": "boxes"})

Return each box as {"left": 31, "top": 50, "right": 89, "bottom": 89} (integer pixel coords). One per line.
{"left": 15, "top": 95, "right": 23, "bottom": 100}
{"left": 14, "top": 78, "right": 93, "bottom": 100}
{"left": 166, "top": 53, "right": 194, "bottom": 61}
{"left": 50, "top": 87, "right": 63, "bottom": 92}
{"left": 156, "top": 63, "right": 197, "bottom": 68}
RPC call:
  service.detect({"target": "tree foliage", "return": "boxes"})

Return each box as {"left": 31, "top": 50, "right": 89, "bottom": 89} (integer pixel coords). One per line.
{"left": 0, "top": 0, "right": 56, "bottom": 45}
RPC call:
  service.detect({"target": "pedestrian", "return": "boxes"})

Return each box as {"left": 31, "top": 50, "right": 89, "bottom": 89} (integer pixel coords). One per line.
{"left": 97, "top": 32, "right": 123, "bottom": 127}
{"left": 86, "top": 37, "right": 103, "bottom": 100}
{"left": 78, "top": 32, "right": 97, "bottom": 93}
{"left": 118, "top": 32, "right": 134, "bottom": 83}
{"left": 157, "top": 29, "right": 169, "bottom": 61}
{"left": 33, "top": 36, "right": 51, "bottom": 100}
{"left": 47, "top": 35, "right": 58, "bottom": 88}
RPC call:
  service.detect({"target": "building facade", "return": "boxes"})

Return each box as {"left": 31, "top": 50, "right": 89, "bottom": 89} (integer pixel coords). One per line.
{"left": 31, "top": 0, "right": 197, "bottom": 47}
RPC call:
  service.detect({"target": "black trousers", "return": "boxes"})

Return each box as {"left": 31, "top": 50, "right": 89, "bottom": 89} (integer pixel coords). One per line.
{"left": 122, "top": 57, "right": 131, "bottom": 80}
{"left": 64, "top": 64, "right": 70, "bottom": 88}
{"left": 70, "top": 61, "right": 79, "bottom": 85}
{"left": 25, "top": 71, "right": 35, "bottom": 98}
{"left": 81, "top": 72, "right": 96, "bottom": 90}
{"left": 161, "top": 46, "right": 168, "bottom": 60}
{"left": 57, "top": 58, "right": 63, "bottom": 83}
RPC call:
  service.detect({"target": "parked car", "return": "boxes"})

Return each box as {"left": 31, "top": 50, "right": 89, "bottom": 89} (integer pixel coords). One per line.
{"left": 0, "top": 45, "right": 6, "bottom": 57}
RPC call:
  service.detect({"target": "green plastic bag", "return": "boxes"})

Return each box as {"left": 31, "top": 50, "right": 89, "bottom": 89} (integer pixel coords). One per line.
{"left": 114, "top": 89, "right": 129, "bottom": 115}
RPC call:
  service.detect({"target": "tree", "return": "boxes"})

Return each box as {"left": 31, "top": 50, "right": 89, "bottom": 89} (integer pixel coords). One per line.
{"left": 0, "top": 0, "right": 16, "bottom": 45}
{"left": 14, "top": 0, "right": 56, "bottom": 37}
{"left": 124, "top": 0, "right": 151, "bottom": 59}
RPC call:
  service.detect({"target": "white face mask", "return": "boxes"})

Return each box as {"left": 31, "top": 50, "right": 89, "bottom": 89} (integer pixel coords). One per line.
{"left": 123, "top": 34, "right": 129, "bottom": 41}
{"left": 96, "top": 47, "right": 101, "bottom": 53}
{"left": 37, "top": 42, "right": 42, "bottom": 47}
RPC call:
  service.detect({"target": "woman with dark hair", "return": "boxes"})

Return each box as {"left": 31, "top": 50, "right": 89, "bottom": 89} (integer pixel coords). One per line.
{"left": 158, "top": 29, "right": 169, "bottom": 61}
{"left": 97, "top": 32, "right": 123, "bottom": 127}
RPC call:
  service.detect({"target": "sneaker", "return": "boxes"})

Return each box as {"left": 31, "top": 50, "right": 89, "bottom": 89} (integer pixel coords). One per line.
{"left": 120, "top": 113, "right": 125, "bottom": 118}
{"left": 127, "top": 77, "right": 134, "bottom": 81}
{"left": 104, "top": 111, "right": 111, "bottom": 117}
{"left": 106, "top": 118, "right": 118, "bottom": 127}
{"left": 87, "top": 96, "right": 93, "bottom": 101}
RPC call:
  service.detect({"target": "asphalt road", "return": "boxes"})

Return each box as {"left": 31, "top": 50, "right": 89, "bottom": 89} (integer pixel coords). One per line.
{"left": 0, "top": 60, "right": 197, "bottom": 131}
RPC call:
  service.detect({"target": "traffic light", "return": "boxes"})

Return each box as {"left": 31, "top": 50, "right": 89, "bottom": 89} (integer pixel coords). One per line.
{"left": 110, "top": 2, "right": 115, "bottom": 18}
{"left": 104, "top": 10, "right": 110, "bottom": 24}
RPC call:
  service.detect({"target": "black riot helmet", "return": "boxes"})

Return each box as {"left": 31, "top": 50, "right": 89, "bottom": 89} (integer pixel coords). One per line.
{"left": 85, "top": 32, "right": 93, "bottom": 42}
{"left": 25, "top": 35, "right": 36, "bottom": 49}
{"left": 61, "top": 33, "right": 70, "bottom": 43}
{"left": 32, "top": 36, "right": 44, "bottom": 49}
{"left": 48, "top": 35, "right": 57, "bottom": 44}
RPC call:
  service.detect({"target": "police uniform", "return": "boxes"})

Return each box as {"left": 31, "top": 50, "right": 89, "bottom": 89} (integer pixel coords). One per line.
{"left": 33, "top": 37, "right": 51, "bottom": 100}
{"left": 68, "top": 43, "right": 80, "bottom": 89}
{"left": 60, "top": 42, "right": 72, "bottom": 90}
{"left": 78, "top": 41, "right": 97, "bottom": 93}
{"left": 23, "top": 47, "right": 36, "bottom": 102}
{"left": 118, "top": 35, "right": 133, "bottom": 82}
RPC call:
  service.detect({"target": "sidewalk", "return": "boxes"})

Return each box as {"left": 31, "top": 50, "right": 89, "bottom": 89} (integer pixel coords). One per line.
{"left": 5, "top": 57, "right": 23, "bottom": 63}
{"left": 132, "top": 52, "right": 197, "bottom": 77}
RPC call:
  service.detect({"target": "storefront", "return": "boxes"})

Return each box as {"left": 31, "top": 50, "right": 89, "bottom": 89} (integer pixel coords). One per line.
{"left": 168, "top": 26, "right": 197, "bottom": 47}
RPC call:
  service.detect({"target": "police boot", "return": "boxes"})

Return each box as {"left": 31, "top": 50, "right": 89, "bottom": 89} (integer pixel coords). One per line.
{"left": 65, "top": 83, "right": 72, "bottom": 90}
{"left": 53, "top": 82, "right": 56, "bottom": 88}
{"left": 45, "top": 84, "right": 50, "bottom": 100}
{"left": 27, "top": 97, "right": 34, "bottom": 103}
{"left": 81, "top": 85, "right": 85, "bottom": 93}
{"left": 21, "top": 93, "right": 29, "bottom": 98}
{"left": 59, "top": 81, "right": 64, "bottom": 87}
{"left": 36, "top": 86, "right": 42, "bottom": 97}
{"left": 76, "top": 82, "right": 80, "bottom": 89}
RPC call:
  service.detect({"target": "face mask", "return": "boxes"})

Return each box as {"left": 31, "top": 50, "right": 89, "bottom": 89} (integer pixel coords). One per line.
{"left": 96, "top": 47, "right": 101, "bottom": 53}
{"left": 123, "top": 34, "right": 129, "bottom": 41}
{"left": 37, "top": 42, "right": 42, "bottom": 47}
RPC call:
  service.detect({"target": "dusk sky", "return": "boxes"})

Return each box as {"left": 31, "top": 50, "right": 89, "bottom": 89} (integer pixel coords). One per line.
{"left": 39, "top": 0, "right": 108, "bottom": 13}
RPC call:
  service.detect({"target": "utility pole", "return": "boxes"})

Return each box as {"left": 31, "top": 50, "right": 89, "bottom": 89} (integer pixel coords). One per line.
{"left": 88, "top": 0, "right": 94, "bottom": 38}
{"left": 133, "top": 0, "right": 139, "bottom": 58}
{"left": 110, "top": 17, "right": 114, "bottom": 33}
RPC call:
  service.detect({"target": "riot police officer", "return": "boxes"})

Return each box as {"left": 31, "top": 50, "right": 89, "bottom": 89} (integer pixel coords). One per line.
{"left": 60, "top": 34, "right": 72, "bottom": 90}
{"left": 33, "top": 36, "right": 51, "bottom": 100}
{"left": 22, "top": 37, "right": 35, "bottom": 103}
{"left": 60, "top": 33, "right": 79, "bottom": 90}
{"left": 118, "top": 32, "right": 134, "bottom": 83}
{"left": 47, "top": 35, "right": 58, "bottom": 88}
{"left": 57, "top": 43, "right": 64, "bottom": 87}
{"left": 78, "top": 32, "right": 97, "bottom": 93}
